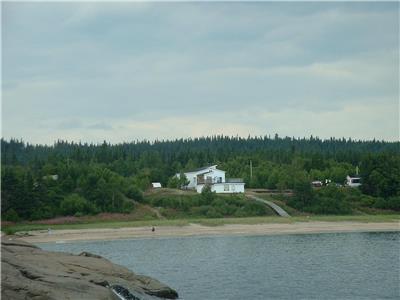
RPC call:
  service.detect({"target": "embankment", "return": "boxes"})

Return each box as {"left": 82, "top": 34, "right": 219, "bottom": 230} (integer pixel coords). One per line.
{"left": 1, "top": 239, "right": 178, "bottom": 300}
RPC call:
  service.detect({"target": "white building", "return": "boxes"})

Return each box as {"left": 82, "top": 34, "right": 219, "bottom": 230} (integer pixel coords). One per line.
{"left": 43, "top": 174, "right": 59, "bottom": 181}
{"left": 311, "top": 180, "right": 323, "bottom": 187}
{"left": 152, "top": 182, "right": 162, "bottom": 188}
{"left": 176, "top": 165, "right": 245, "bottom": 194}
{"left": 346, "top": 176, "right": 361, "bottom": 187}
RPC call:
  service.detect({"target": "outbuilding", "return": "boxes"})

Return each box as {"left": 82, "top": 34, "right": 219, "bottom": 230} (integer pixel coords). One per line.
{"left": 346, "top": 176, "right": 361, "bottom": 187}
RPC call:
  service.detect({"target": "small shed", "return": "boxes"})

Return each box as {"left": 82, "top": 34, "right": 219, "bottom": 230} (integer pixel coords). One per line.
{"left": 43, "top": 174, "right": 59, "bottom": 181}
{"left": 311, "top": 181, "right": 323, "bottom": 187}
{"left": 346, "top": 176, "right": 361, "bottom": 187}
{"left": 152, "top": 182, "right": 162, "bottom": 188}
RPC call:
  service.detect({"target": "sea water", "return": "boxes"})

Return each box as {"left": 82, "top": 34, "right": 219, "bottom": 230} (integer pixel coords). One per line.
{"left": 40, "top": 232, "right": 400, "bottom": 300}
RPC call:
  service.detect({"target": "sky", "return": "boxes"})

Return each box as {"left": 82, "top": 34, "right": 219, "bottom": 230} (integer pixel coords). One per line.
{"left": 2, "top": 2, "right": 399, "bottom": 144}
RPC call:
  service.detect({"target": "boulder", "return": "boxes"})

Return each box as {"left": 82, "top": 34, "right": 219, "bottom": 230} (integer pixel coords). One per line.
{"left": 1, "top": 239, "right": 178, "bottom": 300}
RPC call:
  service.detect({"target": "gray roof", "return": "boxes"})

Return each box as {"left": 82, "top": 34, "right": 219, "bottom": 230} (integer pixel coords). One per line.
{"left": 196, "top": 170, "right": 215, "bottom": 176}
{"left": 186, "top": 165, "right": 217, "bottom": 173}
{"left": 226, "top": 178, "right": 244, "bottom": 183}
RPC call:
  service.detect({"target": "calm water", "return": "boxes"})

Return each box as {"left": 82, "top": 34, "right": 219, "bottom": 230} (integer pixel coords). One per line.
{"left": 40, "top": 232, "right": 400, "bottom": 300}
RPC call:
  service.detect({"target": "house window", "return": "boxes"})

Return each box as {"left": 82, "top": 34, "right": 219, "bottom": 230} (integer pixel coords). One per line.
{"left": 224, "top": 184, "right": 229, "bottom": 191}
{"left": 219, "top": 177, "right": 222, "bottom": 183}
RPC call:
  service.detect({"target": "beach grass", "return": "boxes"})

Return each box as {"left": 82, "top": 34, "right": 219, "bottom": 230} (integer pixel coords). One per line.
{"left": 194, "top": 214, "right": 400, "bottom": 226}
{"left": 2, "top": 214, "right": 399, "bottom": 235}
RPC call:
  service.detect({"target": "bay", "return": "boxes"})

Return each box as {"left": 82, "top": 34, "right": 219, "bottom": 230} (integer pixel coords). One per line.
{"left": 40, "top": 232, "right": 400, "bottom": 300}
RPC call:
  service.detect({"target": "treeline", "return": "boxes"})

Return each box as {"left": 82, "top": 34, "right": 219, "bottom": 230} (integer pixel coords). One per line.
{"left": 1, "top": 136, "right": 399, "bottom": 221}
{"left": 1, "top": 163, "right": 143, "bottom": 221}
{"left": 2, "top": 135, "right": 398, "bottom": 167}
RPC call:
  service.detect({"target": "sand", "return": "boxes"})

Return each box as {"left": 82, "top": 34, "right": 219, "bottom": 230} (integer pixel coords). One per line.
{"left": 14, "top": 221, "right": 399, "bottom": 244}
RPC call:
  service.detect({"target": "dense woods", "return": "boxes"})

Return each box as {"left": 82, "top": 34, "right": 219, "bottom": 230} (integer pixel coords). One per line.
{"left": 1, "top": 135, "right": 399, "bottom": 221}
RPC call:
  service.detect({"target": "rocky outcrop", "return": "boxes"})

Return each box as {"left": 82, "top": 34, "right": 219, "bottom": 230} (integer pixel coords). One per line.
{"left": 1, "top": 239, "right": 178, "bottom": 300}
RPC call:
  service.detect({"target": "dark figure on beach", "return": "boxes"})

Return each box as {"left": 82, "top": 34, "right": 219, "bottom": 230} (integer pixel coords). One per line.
{"left": 152, "top": 226, "right": 155, "bottom": 232}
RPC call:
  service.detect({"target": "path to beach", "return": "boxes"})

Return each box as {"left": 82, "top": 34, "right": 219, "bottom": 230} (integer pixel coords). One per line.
{"left": 15, "top": 221, "right": 399, "bottom": 244}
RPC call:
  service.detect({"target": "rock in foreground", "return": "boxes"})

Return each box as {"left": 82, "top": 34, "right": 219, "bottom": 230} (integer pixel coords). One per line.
{"left": 1, "top": 239, "right": 178, "bottom": 300}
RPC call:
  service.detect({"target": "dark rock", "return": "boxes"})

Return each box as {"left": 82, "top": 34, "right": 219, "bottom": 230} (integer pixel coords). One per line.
{"left": 90, "top": 279, "right": 110, "bottom": 287}
{"left": 79, "top": 251, "right": 104, "bottom": 259}
{"left": 112, "top": 284, "right": 141, "bottom": 300}
{"left": 1, "top": 239, "right": 179, "bottom": 300}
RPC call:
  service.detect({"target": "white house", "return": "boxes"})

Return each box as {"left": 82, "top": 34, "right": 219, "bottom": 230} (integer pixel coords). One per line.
{"left": 152, "top": 182, "right": 162, "bottom": 188}
{"left": 176, "top": 165, "right": 245, "bottom": 194}
{"left": 346, "top": 176, "right": 361, "bottom": 187}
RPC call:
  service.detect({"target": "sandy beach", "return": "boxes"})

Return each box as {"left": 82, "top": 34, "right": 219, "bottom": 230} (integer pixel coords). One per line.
{"left": 13, "top": 221, "right": 399, "bottom": 244}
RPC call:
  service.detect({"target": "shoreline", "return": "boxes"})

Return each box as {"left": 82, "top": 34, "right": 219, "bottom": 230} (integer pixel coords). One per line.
{"left": 12, "top": 221, "right": 400, "bottom": 244}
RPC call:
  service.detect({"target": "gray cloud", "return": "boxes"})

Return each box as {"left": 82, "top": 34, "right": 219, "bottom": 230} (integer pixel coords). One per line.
{"left": 86, "top": 122, "right": 113, "bottom": 131}
{"left": 2, "top": 2, "right": 399, "bottom": 143}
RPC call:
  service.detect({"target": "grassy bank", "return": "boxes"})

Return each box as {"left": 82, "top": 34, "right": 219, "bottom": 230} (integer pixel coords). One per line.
{"left": 2, "top": 214, "right": 399, "bottom": 235}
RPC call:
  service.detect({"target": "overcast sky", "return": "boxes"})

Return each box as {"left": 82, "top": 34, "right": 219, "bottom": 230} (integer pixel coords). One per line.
{"left": 2, "top": 2, "right": 399, "bottom": 144}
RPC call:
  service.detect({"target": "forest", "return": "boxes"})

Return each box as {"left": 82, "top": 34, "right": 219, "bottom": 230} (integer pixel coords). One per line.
{"left": 1, "top": 135, "right": 399, "bottom": 221}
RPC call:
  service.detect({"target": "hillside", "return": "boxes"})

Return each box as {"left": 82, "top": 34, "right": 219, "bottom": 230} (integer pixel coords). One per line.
{"left": 1, "top": 136, "right": 399, "bottom": 222}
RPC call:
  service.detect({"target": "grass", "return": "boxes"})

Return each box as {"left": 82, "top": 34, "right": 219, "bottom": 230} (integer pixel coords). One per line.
{"left": 144, "top": 188, "right": 197, "bottom": 197}
{"left": 293, "top": 214, "right": 400, "bottom": 222}
{"left": 194, "top": 214, "right": 400, "bottom": 226}
{"left": 194, "top": 216, "right": 290, "bottom": 226}
{"left": 2, "top": 214, "right": 399, "bottom": 235}
{"left": 3, "top": 191, "right": 399, "bottom": 234}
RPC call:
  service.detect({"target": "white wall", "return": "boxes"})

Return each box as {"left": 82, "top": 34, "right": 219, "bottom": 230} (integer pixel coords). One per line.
{"left": 196, "top": 184, "right": 203, "bottom": 193}
{"left": 208, "top": 169, "right": 225, "bottom": 183}
{"left": 184, "top": 172, "right": 199, "bottom": 189}
{"left": 196, "top": 183, "right": 245, "bottom": 194}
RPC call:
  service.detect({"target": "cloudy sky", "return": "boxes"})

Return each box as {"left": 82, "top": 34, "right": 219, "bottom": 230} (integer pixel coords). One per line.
{"left": 2, "top": 2, "right": 399, "bottom": 144}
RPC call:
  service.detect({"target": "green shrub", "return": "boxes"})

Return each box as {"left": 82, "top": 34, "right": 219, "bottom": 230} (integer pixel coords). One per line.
{"left": 311, "top": 196, "right": 351, "bottom": 215}
{"left": 122, "top": 200, "right": 135, "bottom": 213}
{"left": 167, "top": 176, "right": 180, "bottom": 188}
{"left": 159, "top": 207, "right": 180, "bottom": 218}
{"left": 190, "top": 205, "right": 210, "bottom": 216}
{"left": 126, "top": 185, "right": 144, "bottom": 202}
{"left": 214, "top": 203, "right": 237, "bottom": 216}
{"left": 29, "top": 206, "right": 55, "bottom": 220}
{"left": 201, "top": 185, "right": 215, "bottom": 205}
{"left": 243, "top": 202, "right": 267, "bottom": 216}
{"left": 289, "top": 185, "right": 352, "bottom": 215}
{"left": 206, "top": 207, "right": 223, "bottom": 218}
{"left": 60, "top": 194, "right": 95, "bottom": 216}
{"left": 374, "top": 196, "right": 400, "bottom": 211}
{"left": 3, "top": 227, "right": 15, "bottom": 235}
{"left": 358, "top": 195, "right": 376, "bottom": 207}
{"left": 233, "top": 208, "right": 248, "bottom": 217}
{"left": 3, "top": 209, "right": 20, "bottom": 222}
